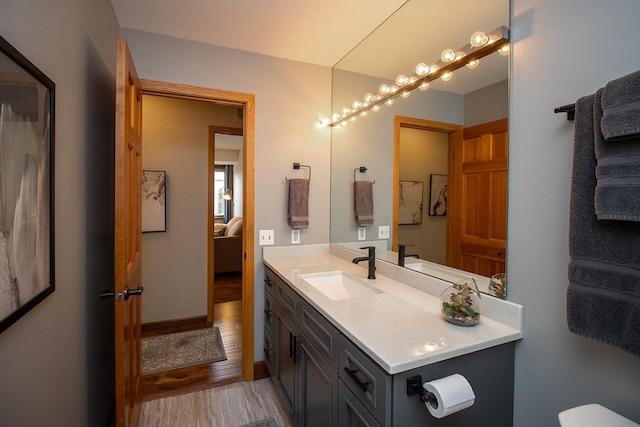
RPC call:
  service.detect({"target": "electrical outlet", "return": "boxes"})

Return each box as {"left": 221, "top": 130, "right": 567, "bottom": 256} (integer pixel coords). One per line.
{"left": 378, "top": 225, "right": 390, "bottom": 239}
{"left": 291, "top": 229, "right": 301, "bottom": 244}
{"left": 259, "top": 229, "right": 275, "bottom": 246}
{"left": 358, "top": 227, "right": 366, "bottom": 241}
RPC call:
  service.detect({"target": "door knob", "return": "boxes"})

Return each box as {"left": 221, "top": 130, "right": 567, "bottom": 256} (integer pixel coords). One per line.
{"left": 123, "top": 286, "right": 143, "bottom": 300}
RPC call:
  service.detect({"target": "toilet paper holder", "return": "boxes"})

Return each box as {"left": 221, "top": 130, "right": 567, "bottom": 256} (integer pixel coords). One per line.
{"left": 407, "top": 375, "right": 437, "bottom": 405}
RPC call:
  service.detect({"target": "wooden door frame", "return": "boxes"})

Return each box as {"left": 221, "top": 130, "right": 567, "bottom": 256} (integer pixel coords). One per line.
{"left": 208, "top": 125, "right": 243, "bottom": 323}
{"left": 392, "top": 116, "right": 462, "bottom": 258}
{"left": 140, "top": 79, "right": 255, "bottom": 382}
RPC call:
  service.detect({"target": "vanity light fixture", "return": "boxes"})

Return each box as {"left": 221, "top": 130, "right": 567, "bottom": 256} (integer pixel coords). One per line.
{"left": 322, "top": 26, "right": 510, "bottom": 128}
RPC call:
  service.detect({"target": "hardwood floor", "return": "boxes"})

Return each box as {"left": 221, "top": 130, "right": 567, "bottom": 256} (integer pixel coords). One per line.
{"left": 140, "top": 274, "right": 243, "bottom": 401}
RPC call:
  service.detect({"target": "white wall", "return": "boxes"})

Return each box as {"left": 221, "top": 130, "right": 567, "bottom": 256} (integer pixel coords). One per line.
{"left": 141, "top": 95, "right": 239, "bottom": 323}
{"left": 122, "top": 28, "right": 332, "bottom": 360}
{"left": 509, "top": 0, "right": 640, "bottom": 424}
{"left": 0, "top": 0, "right": 119, "bottom": 425}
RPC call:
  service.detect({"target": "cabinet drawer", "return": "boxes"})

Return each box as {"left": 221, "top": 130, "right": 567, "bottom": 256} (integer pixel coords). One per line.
{"left": 264, "top": 332, "right": 274, "bottom": 376}
{"left": 275, "top": 274, "right": 298, "bottom": 320}
{"left": 264, "top": 288, "right": 275, "bottom": 335}
{"left": 338, "top": 380, "right": 382, "bottom": 427}
{"left": 264, "top": 267, "right": 276, "bottom": 296}
{"left": 339, "top": 335, "right": 391, "bottom": 426}
{"left": 299, "top": 298, "right": 340, "bottom": 373}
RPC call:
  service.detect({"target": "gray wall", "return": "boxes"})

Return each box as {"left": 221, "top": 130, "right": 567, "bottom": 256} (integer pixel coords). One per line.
{"left": 0, "top": 0, "right": 119, "bottom": 426}
{"left": 464, "top": 79, "right": 509, "bottom": 127}
{"left": 121, "top": 28, "right": 332, "bottom": 361}
{"left": 509, "top": 0, "right": 640, "bottom": 424}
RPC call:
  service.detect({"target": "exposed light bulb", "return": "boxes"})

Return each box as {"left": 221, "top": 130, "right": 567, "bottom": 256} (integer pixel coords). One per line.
{"left": 408, "top": 76, "right": 417, "bottom": 85}
{"left": 419, "top": 82, "right": 430, "bottom": 91}
{"left": 429, "top": 64, "right": 439, "bottom": 74}
{"left": 390, "top": 85, "right": 398, "bottom": 93}
{"left": 441, "top": 49, "right": 456, "bottom": 62}
{"left": 372, "top": 105, "right": 380, "bottom": 112}
{"left": 332, "top": 113, "right": 340, "bottom": 122}
{"left": 455, "top": 51, "right": 466, "bottom": 61}
{"left": 379, "top": 84, "right": 391, "bottom": 94}
{"left": 401, "top": 91, "right": 411, "bottom": 98}
{"left": 364, "top": 92, "right": 377, "bottom": 103}
{"left": 352, "top": 100, "right": 362, "bottom": 110}
{"left": 498, "top": 45, "right": 510, "bottom": 56}
{"left": 317, "top": 117, "right": 330, "bottom": 128}
{"left": 340, "top": 121, "right": 347, "bottom": 127}
{"left": 342, "top": 107, "right": 351, "bottom": 117}
{"left": 466, "top": 59, "right": 480, "bottom": 69}
{"left": 395, "top": 74, "right": 409, "bottom": 86}
{"left": 470, "top": 31, "right": 489, "bottom": 47}
{"left": 350, "top": 116, "right": 357, "bottom": 122}
{"left": 441, "top": 72, "right": 453, "bottom": 82}
{"left": 386, "top": 99, "right": 394, "bottom": 106}
{"left": 360, "top": 111, "right": 367, "bottom": 117}
{"left": 415, "top": 63, "right": 429, "bottom": 76}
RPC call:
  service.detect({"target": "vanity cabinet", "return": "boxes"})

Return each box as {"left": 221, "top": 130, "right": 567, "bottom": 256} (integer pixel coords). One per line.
{"left": 264, "top": 266, "right": 515, "bottom": 427}
{"left": 267, "top": 267, "right": 340, "bottom": 426}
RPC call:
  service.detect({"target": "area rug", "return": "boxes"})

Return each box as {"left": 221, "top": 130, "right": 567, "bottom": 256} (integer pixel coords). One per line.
{"left": 141, "top": 327, "right": 227, "bottom": 374}
{"left": 241, "top": 417, "right": 278, "bottom": 427}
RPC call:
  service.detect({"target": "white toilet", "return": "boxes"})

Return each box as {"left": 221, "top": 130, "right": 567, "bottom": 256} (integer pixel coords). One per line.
{"left": 559, "top": 404, "right": 639, "bottom": 426}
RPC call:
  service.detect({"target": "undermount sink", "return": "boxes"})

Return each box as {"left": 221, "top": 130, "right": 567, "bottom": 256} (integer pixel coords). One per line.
{"left": 300, "top": 271, "right": 385, "bottom": 300}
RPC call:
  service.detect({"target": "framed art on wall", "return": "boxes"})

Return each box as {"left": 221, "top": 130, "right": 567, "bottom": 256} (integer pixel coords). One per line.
{"left": 142, "top": 170, "right": 167, "bottom": 232}
{"left": 429, "top": 174, "right": 447, "bottom": 216}
{"left": 398, "top": 180, "right": 424, "bottom": 224}
{"left": 0, "top": 35, "right": 56, "bottom": 333}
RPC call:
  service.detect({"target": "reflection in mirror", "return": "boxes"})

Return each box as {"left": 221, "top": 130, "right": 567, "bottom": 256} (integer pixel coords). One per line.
{"left": 329, "top": 0, "right": 509, "bottom": 298}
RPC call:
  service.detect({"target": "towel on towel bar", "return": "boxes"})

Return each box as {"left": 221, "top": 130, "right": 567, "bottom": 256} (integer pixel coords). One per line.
{"left": 287, "top": 178, "right": 309, "bottom": 229}
{"left": 567, "top": 93, "right": 640, "bottom": 357}
{"left": 594, "top": 89, "right": 640, "bottom": 222}
{"left": 354, "top": 181, "right": 374, "bottom": 226}
{"left": 601, "top": 69, "right": 640, "bottom": 141}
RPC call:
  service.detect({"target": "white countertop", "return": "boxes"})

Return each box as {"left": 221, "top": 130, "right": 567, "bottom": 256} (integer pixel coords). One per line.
{"left": 263, "top": 244, "right": 523, "bottom": 375}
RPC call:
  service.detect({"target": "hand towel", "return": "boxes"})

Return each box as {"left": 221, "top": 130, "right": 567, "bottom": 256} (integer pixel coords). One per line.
{"left": 354, "top": 181, "right": 374, "bottom": 226}
{"left": 601, "top": 69, "right": 640, "bottom": 141}
{"left": 567, "top": 93, "right": 640, "bottom": 357}
{"left": 593, "top": 88, "right": 640, "bottom": 222}
{"left": 287, "top": 178, "right": 309, "bottom": 229}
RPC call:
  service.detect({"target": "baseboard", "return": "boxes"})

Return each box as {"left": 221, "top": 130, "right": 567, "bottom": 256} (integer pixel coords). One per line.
{"left": 253, "top": 361, "right": 270, "bottom": 380}
{"left": 142, "top": 315, "right": 212, "bottom": 337}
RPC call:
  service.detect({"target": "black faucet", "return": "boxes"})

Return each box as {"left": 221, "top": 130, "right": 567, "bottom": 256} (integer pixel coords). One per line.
{"left": 352, "top": 246, "right": 376, "bottom": 279}
{"left": 398, "top": 244, "right": 420, "bottom": 267}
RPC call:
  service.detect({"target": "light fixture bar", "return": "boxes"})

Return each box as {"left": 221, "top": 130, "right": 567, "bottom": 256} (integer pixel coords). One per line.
{"left": 328, "top": 26, "right": 510, "bottom": 127}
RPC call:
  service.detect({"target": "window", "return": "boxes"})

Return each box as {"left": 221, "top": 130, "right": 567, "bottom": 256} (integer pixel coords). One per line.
{"left": 214, "top": 164, "right": 233, "bottom": 222}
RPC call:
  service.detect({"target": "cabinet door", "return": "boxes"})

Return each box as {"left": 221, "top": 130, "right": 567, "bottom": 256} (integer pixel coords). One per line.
{"left": 338, "top": 381, "right": 381, "bottom": 427}
{"left": 297, "top": 337, "right": 338, "bottom": 427}
{"left": 275, "top": 303, "right": 297, "bottom": 418}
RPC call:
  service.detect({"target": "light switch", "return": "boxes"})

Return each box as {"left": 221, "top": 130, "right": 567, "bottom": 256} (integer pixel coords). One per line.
{"left": 291, "top": 229, "right": 301, "bottom": 244}
{"left": 378, "top": 225, "right": 390, "bottom": 239}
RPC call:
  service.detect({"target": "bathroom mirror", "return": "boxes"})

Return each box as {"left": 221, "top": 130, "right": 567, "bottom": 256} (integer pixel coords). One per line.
{"left": 329, "top": 0, "right": 510, "bottom": 297}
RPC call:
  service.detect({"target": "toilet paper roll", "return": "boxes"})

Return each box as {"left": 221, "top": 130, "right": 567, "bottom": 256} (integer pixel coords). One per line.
{"left": 423, "top": 373, "right": 475, "bottom": 419}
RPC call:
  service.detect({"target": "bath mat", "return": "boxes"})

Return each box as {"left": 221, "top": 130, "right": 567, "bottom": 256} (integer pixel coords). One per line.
{"left": 141, "top": 327, "right": 226, "bottom": 374}
{"left": 241, "top": 417, "right": 278, "bottom": 427}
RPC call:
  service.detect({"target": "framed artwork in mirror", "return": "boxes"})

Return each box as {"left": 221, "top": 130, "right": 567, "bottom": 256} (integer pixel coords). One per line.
{"left": 429, "top": 174, "right": 447, "bottom": 216}
{"left": 398, "top": 180, "right": 423, "bottom": 224}
{"left": 0, "top": 35, "right": 56, "bottom": 334}
{"left": 142, "top": 170, "right": 167, "bottom": 232}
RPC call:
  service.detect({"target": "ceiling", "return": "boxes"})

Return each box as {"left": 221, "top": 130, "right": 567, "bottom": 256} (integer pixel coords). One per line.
{"left": 109, "top": 0, "right": 409, "bottom": 67}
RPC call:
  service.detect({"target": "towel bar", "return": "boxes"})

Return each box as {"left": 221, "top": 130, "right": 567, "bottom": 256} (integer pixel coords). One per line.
{"left": 354, "top": 166, "right": 375, "bottom": 184}
{"left": 286, "top": 162, "right": 311, "bottom": 181}
{"left": 554, "top": 103, "right": 575, "bottom": 121}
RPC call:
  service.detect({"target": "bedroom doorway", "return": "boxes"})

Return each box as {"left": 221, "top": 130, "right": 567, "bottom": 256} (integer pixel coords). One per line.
{"left": 138, "top": 80, "right": 255, "bottom": 401}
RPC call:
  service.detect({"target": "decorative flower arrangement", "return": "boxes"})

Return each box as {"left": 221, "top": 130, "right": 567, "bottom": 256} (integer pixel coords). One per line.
{"left": 441, "top": 278, "right": 481, "bottom": 326}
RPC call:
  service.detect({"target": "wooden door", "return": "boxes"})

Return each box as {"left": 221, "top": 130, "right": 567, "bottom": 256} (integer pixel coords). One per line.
{"left": 447, "top": 118, "right": 508, "bottom": 277}
{"left": 114, "top": 38, "right": 143, "bottom": 427}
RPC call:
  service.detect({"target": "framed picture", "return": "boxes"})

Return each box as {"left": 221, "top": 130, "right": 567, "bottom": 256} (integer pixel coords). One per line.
{"left": 142, "top": 170, "right": 167, "bottom": 232}
{"left": 429, "top": 174, "right": 448, "bottom": 216}
{"left": 398, "top": 181, "right": 424, "bottom": 224}
{"left": 0, "top": 35, "right": 56, "bottom": 334}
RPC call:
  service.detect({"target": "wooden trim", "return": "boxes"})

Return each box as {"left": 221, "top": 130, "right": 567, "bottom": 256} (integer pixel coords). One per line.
{"left": 253, "top": 361, "right": 270, "bottom": 381}
{"left": 140, "top": 78, "right": 256, "bottom": 383}
{"left": 392, "top": 116, "right": 462, "bottom": 251}
{"left": 463, "top": 117, "right": 508, "bottom": 139}
{"left": 141, "top": 315, "right": 212, "bottom": 337}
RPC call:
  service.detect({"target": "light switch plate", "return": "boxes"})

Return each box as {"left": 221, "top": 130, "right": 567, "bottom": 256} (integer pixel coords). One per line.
{"left": 358, "top": 227, "right": 366, "bottom": 241}
{"left": 259, "top": 229, "right": 275, "bottom": 246}
{"left": 291, "top": 229, "right": 301, "bottom": 244}
{"left": 378, "top": 225, "right": 390, "bottom": 239}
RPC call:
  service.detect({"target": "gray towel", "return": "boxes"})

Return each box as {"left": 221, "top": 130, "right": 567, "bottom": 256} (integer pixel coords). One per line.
{"left": 601, "top": 69, "right": 640, "bottom": 141}
{"left": 594, "top": 88, "right": 640, "bottom": 222}
{"left": 567, "top": 93, "right": 640, "bottom": 357}
{"left": 287, "top": 178, "right": 309, "bottom": 229}
{"left": 354, "top": 181, "right": 374, "bottom": 226}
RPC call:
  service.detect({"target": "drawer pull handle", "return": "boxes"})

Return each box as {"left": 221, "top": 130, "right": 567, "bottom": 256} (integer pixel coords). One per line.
{"left": 263, "top": 348, "right": 272, "bottom": 359}
{"left": 343, "top": 367, "right": 370, "bottom": 392}
{"left": 264, "top": 278, "right": 273, "bottom": 287}
{"left": 264, "top": 309, "right": 272, "bottom": 318}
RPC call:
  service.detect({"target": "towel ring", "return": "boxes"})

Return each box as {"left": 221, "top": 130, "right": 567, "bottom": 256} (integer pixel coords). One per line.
{"left": 286, "top": 162, "right": 311, "bottom": 181}
{"left": 354, "top": 166, "right": 375, "bottom": 184}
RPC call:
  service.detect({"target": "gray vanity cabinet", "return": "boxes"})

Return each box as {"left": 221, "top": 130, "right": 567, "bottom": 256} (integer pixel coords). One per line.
{"left": 266, "top": 267, "right": 339, "bottom": 426}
